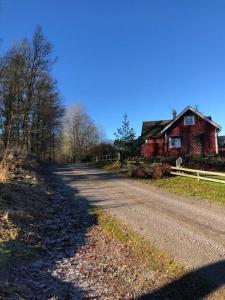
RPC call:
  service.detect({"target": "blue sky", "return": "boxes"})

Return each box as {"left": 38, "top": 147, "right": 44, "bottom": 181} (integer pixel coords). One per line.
{"left": 1, "top": 0, "right": 225, "bottom": 138}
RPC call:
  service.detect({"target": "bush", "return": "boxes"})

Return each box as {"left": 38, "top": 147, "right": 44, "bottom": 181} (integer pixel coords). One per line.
{"left": 128, "top": 162, "right": 171, "bottom": 179}
{"left": 151, "top": 164, "right": 164, "bottom": 179}
{"left": 129, "top": 164, "right": 149, "bottom": 178}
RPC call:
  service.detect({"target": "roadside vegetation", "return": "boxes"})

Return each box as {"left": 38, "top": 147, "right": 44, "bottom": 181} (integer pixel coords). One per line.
{"left": 0, "top": 156, "right": 48, "bottom": 287}
{"left": 93, "top": 207, "right": 184, "bottom": 276}
{"left": 0, "top": 155, "right": 216, "bottom": 299}
{"left": 92, "top": 208, "right": 222, "bottom": 299}
{"left": 88, "top": 160, "right": 225, "bottom": 205}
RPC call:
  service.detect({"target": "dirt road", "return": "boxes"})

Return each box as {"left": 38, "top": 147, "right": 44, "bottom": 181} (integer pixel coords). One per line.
{"left": 54, "top": 164, "right": 225, "bottom": 286}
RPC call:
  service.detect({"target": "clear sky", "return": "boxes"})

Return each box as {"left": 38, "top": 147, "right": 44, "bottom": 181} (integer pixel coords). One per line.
{"left": 1, "top": 0, "right": 225, "bottom": 138}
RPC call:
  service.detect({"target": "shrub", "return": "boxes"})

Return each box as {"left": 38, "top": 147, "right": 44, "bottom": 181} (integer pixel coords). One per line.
{"left": 162, "top": 163, "right": 171, "bottom": 176}
{"left": 144, "top": 163, "right": 171, "bottom": 179}
{"left": 104, "top": 161, "right": 122, "bottom": 171}
{"left": 151, "top": 164, "right": 164, "bottom": 179}
{"left": 128, "top": 162, "right": 171, "bottom": 179}
{"left": 128, "top": 164, "right": 148, "bottom": 178}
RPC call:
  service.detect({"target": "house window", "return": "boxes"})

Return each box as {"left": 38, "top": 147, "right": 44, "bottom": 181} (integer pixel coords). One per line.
{"left": 169, "top": 137, "right": 181, "bottom": 148}
{"left": 184, "top": 115, "right": 195, "bottom": 126}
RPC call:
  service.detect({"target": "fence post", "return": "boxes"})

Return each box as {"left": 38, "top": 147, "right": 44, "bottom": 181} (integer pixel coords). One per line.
{"left": 117, "top": 152, "right": 121, "bottom": 161}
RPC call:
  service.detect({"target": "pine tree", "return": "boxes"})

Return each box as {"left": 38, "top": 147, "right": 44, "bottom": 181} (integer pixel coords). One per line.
{"left": 114, "top": 114, "right": 136, "bottom": 159}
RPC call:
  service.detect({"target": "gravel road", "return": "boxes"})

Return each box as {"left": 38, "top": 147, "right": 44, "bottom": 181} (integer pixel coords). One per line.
{"left": 55, "top": 164, "right": 225, "bottom": 286}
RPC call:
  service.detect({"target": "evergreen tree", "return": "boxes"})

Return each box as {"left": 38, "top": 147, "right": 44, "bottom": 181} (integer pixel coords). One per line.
{"left": 114, "top": 114, "right": 136, "bottom": 159}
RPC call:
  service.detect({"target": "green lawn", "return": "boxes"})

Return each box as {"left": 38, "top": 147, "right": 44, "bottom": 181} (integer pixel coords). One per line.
{"left": 145, "top": 176, "right": 225, "bottom": 204}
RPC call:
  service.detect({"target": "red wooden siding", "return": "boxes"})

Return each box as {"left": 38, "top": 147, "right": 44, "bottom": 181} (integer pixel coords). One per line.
{"left": 142, "top": 110, "right": 219, "bottom": 158}
{"left": 141, "top": 138, "right": 165, "bottom": 158}
{"left": 166, "top": 111, "right": 217, "bottom": 156}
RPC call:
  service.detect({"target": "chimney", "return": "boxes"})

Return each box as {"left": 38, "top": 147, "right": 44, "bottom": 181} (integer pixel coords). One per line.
{"left": 172, "top": 109, "right": 177, "bottom": 120}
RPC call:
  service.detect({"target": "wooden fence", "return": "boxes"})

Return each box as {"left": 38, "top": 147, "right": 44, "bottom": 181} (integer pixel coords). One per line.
{"left": 171, "top": 166, "right": 225, "bottom": 184}
{"left": 94, "top": 152, "right": 120, "bottom": 162}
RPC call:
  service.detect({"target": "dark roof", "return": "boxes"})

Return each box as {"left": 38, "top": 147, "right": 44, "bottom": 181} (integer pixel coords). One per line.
{"left": 141, "top": 108, "right": 221, "bottom": 139}
{"left": 141, "top": 120, "right": 172, "bottom": 138}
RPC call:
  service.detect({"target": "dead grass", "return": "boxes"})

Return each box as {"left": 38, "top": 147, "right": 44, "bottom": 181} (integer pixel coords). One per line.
{"left": 0, "top": 156, "right": 49, "bottom": 270}
{"left": 0, "top": 164, "right": 9, "bottom": 182}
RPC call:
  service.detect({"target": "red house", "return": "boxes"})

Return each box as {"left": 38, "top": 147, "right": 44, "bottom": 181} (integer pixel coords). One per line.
{"left": 141, "top": 106, "right": 221, "bottom": 158}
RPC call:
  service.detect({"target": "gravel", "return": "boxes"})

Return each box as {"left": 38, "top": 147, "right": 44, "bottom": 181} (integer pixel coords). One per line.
{"left": 55, "top": 164, "right": 225, "bottom": 287}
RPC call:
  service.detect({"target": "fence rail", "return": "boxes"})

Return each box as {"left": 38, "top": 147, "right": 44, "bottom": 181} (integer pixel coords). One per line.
{"left": 171, "top": 166, "right": 225, "bottom": 184}
{"left": 94, "top": 153, "right": 120, "bottom": 162}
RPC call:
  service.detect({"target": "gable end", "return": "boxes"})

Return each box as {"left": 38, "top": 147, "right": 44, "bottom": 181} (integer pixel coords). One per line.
{"left": 161, "top": 106, "right": 221, "bottom": 134}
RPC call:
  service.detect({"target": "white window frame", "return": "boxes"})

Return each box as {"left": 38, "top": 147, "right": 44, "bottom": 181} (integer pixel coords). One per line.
{"left": 169, "top": 137, "right": 181, "bottom": 148}
{"left": 184, "top": 115, "right": 195, "bottom": 126}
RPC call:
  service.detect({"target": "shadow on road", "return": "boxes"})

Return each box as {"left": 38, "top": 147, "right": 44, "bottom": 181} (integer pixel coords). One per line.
{"left": 137, "top": 260, "right": 225, "bottom": 299}
{"left": 1, "top": 163, "right": 98, "bottom": 299}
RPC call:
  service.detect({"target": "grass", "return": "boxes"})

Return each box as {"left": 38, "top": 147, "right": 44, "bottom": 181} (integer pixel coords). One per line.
{"left": 0, "top": 157, "right": 49, "bottom": 273}
{"left": 91, "top": 207, "right": 218, "bottom": 298}
{"left": 92, "top": 207, "right": 184, "bottom": 277}
{"left": 146, "top": 176, "right": 225, "bottom": 204}
{"left": 0, "top": 240, "right": 37, "bottom": 268}
{"left": 86, "top": 161, "right": 125, "bottom": 173}
{"left": 85, "top": 161, "right": 112, "bottom": 168}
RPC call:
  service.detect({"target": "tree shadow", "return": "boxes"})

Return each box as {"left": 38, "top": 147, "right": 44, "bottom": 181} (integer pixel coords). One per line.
{"left": 0, "top": 163, "right": 98, "bottom": 299}
{"left": 136, "top": 260, "right": 225, "bottom": 300}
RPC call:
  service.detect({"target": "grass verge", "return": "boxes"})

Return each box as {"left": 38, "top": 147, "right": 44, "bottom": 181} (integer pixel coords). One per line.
{"left": 91, "top": 207, "right": 218, "bottom": 299}
{"left": 91, "top": 206, "right": 184, "bottom": 277}
{"left": 145, "top": 176, "right": 225, "bottom": 204}
{"left": 87, "top": 161, "right": 225, "bottom": 204}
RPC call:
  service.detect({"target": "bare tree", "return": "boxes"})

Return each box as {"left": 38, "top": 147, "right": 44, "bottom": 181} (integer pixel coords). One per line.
{"left": 0, "top": 27, "right": 63, "bottom": 160}
{"left": 61, "top": 104, "right": 100, "bottom": 162}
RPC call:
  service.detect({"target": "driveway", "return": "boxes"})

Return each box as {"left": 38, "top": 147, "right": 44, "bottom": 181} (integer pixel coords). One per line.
{"left": 54, "top": 164, "right": 225, "bottom": 285}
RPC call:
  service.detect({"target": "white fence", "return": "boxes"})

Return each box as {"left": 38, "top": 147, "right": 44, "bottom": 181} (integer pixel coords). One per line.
{"left": 171, "top": 166, "right": 225, "bottom": 184}
{"left": 94, "top": 152, "right": 120, "bottom": 162}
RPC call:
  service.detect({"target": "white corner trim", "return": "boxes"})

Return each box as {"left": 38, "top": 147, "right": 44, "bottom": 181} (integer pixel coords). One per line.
{"left": 215, "top": 129, "right": 219, "bottom": 154}
{"left": 165, "top": 133, "right": 168, "bottom": 143}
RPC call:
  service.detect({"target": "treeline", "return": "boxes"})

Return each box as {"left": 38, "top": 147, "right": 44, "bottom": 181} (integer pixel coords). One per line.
{"left": 59, "top": 109, "right": 143, "bottom": 163}
{"left": 0, "top": 27, "right": 142, "bottom": 164}
{"left": 0, "top": 27, "right": 63, "bottom": 159}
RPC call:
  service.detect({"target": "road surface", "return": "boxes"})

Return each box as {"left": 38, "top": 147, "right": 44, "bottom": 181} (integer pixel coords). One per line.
{"left": 54, "top": 164, "right": 225, "bottom": 286}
